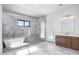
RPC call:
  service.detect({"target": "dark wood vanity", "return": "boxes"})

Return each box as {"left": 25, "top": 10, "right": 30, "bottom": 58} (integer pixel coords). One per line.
{"left": 56, "top": 35, "right": 79, "bottom": 50}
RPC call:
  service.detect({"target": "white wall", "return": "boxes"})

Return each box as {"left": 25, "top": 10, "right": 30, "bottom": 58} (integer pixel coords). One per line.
{"left": 46, "top": 5, "right": 79, "bottom": 42}
{"left": 0, "top": 4, "right": 2, "bottom": 54}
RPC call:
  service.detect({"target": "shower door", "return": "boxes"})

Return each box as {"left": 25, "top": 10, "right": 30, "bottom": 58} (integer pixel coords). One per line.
{"left": 40, "top": 21, "right": 46, "bottom": 40}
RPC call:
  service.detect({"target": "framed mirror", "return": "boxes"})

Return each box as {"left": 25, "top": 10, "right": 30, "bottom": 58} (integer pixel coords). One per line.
{"left": 61, "top": 16, "right": 75, "bottom": 33}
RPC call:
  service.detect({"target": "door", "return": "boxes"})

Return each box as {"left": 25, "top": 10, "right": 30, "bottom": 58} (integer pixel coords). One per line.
{"left": 72, "top": 37, "right": 79, "bottom": 50}
{"left": 58, "top": 36, "right": 66, "bottom": 47}
{"left": 65, "top": 37, "right": 72, "bottom": 48}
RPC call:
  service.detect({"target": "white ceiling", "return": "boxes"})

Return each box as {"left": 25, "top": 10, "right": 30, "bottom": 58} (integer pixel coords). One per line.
{"left": 3, "top": 4, "right": 70, "bottom": 17}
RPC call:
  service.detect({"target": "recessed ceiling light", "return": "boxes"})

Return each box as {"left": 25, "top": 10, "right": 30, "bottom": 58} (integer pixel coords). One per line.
{"left": 58, "top": 4, "right": 63, "bottom": 7}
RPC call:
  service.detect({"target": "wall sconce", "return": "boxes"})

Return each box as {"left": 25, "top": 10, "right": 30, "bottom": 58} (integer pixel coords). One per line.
{"left": 62, "top": 15, "right": 75, "bottom": 20}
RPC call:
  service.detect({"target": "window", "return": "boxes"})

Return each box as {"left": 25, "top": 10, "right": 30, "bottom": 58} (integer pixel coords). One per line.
{"left": 18, "top": 20, "right": 24, "bottom": 27}
{"left": 17, "top": 19, "right": 30, "bottom": 27}
{"left": 25, "top": 21, "right": 30, "bottom": 27}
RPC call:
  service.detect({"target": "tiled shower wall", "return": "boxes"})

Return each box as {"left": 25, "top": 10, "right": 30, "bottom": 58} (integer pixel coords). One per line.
{"left": 2, "top": 11, "right": 41, "bottom": 41}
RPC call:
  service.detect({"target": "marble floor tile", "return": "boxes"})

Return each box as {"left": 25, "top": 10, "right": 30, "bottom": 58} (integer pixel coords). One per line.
{"left": 2, "top": 42, "right": 79, "bottom": 55}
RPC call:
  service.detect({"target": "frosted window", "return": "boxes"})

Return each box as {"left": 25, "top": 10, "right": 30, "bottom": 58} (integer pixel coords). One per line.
{"left": 18, "top": 21, "right": 24, "bottom": 26}
{"left": 17, "top": 20, "right": 30, "bottom": 27}
{"left": 25, "top": 21, "right": 30, "bottom": 27}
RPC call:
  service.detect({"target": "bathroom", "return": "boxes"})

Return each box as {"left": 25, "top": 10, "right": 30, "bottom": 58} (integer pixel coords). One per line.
{"left": 2, "top": 8, "right": 46, "bottom": 53}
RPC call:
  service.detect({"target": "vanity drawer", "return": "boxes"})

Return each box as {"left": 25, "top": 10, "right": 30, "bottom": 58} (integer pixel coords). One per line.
{"left": 72, "top": 37, "right": 79, "bottom": 50}
{"left": 65, "top": 37, "right": 72, "bottom": 48}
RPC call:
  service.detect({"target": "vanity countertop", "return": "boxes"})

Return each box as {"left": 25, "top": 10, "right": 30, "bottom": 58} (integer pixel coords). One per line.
{"left": 56, "top": 33, "right": 79, "bottom": 37}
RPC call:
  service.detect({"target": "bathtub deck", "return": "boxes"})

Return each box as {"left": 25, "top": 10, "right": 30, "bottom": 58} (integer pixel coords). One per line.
{"left": 3, "top": 40, "right": 45, "bottom": 53}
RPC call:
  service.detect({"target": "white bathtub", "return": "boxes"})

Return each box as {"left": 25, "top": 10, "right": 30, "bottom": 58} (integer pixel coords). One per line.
{"left": 3, "top": 37, "right": 29, "bottom": 48}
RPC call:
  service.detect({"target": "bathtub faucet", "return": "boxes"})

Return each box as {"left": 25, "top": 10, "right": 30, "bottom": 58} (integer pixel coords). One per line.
{"left": 12, "top": 31, "right": 15, "bottom": 39}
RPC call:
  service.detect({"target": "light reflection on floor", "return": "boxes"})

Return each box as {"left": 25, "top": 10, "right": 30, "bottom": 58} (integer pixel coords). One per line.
{"left": 16, "top": 48, "right": 29, "bottom": 55}
{"left": 16, "top": 46, "right": 39, "bottom": 55}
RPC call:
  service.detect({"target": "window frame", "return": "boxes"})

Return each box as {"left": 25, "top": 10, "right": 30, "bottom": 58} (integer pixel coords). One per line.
{"left": 17, "top": 19, "right": 30, "bottom": 27}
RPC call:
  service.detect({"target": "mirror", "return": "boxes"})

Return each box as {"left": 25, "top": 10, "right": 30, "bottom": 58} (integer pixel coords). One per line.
{"left": 61, "top": 16, "right": 75, "bottom": 33}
